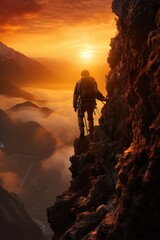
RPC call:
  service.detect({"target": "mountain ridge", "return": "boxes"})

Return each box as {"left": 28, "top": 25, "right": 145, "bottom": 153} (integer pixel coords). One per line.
{"left": 0, "top": 109, "right": 55, "bottom": 158}
{"left": 6, "top": 101, "right": 54, "bottom": 117}
{"left": 0, "top": 79, "right": 34, "bottom": 100}
{"left": 0, "top": 42, "right": 53, "bottom": 87}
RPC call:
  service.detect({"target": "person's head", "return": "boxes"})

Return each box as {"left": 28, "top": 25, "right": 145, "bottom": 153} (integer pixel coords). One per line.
{"left": 81, "top": 69, "right": 90, "bottom": 77}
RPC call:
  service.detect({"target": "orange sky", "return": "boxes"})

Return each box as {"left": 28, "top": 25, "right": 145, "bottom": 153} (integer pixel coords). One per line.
{"left": 0, "top": 0, "right": 116, "bottom": 65}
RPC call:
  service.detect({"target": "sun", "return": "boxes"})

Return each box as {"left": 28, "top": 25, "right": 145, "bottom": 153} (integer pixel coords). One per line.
{"left": 80, "top": 49, "right": 93, "bottom": 60}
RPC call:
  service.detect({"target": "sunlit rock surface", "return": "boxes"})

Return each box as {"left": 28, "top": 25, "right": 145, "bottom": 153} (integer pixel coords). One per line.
{"left": 47, "top": 0, "right": 160, "bottom": 239}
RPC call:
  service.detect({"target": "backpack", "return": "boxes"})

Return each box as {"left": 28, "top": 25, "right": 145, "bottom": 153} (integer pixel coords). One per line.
{"left": 79, "top": 77, "right": 96, "bottom": 102}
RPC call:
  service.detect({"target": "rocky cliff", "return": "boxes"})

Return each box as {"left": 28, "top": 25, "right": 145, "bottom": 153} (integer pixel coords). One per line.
{"left": 0, "top": 187, "right": 45, "bottom": 240}
{"left": 47, "top": 1, "right": 160, "bottom": 239}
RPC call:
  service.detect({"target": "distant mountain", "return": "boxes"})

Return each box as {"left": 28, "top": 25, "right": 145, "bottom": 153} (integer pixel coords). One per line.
{"left": 0, "top": 109, "right": 55, "bottom": 158}
{"left": 0, "top": 42, "right": 53, "bottom": 87}
{"left": 0, "top": 78, "right": 34, "bottom": 100}
{"left": 6, "top": 101, "right": 54, "bottom": 117}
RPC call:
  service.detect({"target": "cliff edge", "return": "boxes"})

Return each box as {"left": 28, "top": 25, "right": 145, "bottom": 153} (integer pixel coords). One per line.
{"left": 47, "top": 1, "right": 160, "bottom": 239}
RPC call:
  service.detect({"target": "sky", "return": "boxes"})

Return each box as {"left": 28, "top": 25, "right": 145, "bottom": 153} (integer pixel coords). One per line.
{"left": 0, "top": 0, "right": 116, "bottom": 65}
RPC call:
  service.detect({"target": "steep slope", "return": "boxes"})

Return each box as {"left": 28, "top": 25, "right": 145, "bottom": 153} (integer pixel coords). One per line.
{"left": 47, "top": 1, "right": 160, "bottom": 240}
{"left": 0, "top": 42, "right": 52, "bottom": 86}
{"left": 0, "top": 187, "right": 45, "bottom": 240}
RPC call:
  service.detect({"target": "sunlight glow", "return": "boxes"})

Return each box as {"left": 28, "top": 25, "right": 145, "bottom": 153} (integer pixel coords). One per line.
{"left": 80, "top": 49, "right": 94, "bottom": 59}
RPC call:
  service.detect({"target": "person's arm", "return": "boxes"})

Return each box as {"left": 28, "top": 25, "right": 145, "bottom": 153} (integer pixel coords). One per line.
{"left": 93, "top": 80, "right": 106, "bottom": 101}
{"left": 73, "top": 83, "right": 79, "bottom": 111}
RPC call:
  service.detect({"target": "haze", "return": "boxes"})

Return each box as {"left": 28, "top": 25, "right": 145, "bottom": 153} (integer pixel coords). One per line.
{"left": 0, "top": 0, "right": 116, "bottom": 80}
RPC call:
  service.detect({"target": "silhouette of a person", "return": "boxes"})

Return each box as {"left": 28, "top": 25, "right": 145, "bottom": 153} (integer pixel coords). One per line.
{"left": 73, "top": 70, "right": 106, "bottom": 138}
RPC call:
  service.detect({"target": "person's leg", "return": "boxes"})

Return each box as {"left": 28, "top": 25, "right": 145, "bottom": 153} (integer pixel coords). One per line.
{"left": 78, "top": 105, "right": 85, "bottom": 137}
{"left": 87, "top": 104, "right": 95, "bottom": 138}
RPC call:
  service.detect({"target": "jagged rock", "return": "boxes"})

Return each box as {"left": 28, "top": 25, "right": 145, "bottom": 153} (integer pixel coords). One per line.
{"left": 74, "top": 137, "right": 90, "bottom": 155}
{"left": 69, "top": 153, "right": 94, "bottom": 191}
{"left": 47, "top": 131, "right": 118, "bottom": 239}
{"left": 86, "top": 175, "right": 115, "bottom": 207}
{"left": 47, "top": 191, "right": 77, "bottom": 238}
{"left": 61, "top": 205, "right": 107, "bottom": 240}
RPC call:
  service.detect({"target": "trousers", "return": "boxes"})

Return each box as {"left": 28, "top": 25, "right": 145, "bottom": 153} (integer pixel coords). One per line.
{"left": 77, "top": 102, "right": 95, "bottom": 136}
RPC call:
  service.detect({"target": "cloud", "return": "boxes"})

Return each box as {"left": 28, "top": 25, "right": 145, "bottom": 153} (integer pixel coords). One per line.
{"left": 1, "top": 89, "right": 103, "bottom": 141}
{"left": 0, "top": 0, "right": 114, "bottom": 40}
{"left": 0, "top": 89, "right": 76, "bottom": 196}
{"left": 42, "top": 145, "right": 73, "bottom": 185}
{"left": 0, "top": 96, "right": 26, "bottom": 110}
{"left": 41, "top": 0, "right": 113, "bottom": 25}
{"left": 4, "top": 89, "right": 78, "bottom": 145}
{"left": 0, "top": 151, "right": 22, "bottom": 192}
{"left": 0, "top": 0, "right": 41, "bottom": 24}
{"left": 0, "top": 88, "right": 105, "bottom": 234}
{"left": 0, "top": 0, "right": 113, "bottom": 26}
{"left": 0, "top": 0, "right": 116, "bottom": 63}
{"left": 0, "top": 171, "right": 21, "bottom": 192}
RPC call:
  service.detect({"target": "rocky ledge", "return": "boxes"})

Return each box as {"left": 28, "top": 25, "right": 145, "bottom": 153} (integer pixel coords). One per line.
{"left": 47, "top": 130, "right": 118, "bottom": 240}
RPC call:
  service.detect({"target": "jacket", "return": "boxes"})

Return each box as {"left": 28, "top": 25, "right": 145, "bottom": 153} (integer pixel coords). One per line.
{"left": 73, "top": 77, "right": 105, "bottom": 108}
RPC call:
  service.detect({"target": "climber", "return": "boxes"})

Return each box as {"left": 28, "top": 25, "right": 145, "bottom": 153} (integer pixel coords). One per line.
{"left": 73, "top": 69, "right": 106, "bottom": 138}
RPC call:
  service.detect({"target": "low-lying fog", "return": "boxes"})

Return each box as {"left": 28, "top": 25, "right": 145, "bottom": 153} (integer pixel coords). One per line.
{"left": 0, "top": 88, "right": 103, "bottom": 236}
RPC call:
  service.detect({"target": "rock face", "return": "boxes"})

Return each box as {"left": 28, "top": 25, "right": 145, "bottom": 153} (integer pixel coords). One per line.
{"left": 47, "top": 133, "right": 117, "bottom": 240}
{"left": 0, "top": 187, "right": 45, "bottom": 240}
{"left": 47, "top": 1, "right": 160, "bottom": 240}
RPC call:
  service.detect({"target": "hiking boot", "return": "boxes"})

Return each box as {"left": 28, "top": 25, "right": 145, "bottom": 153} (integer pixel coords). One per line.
{"left": 80, "top": 132, "right": 84, "bottom": 138}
